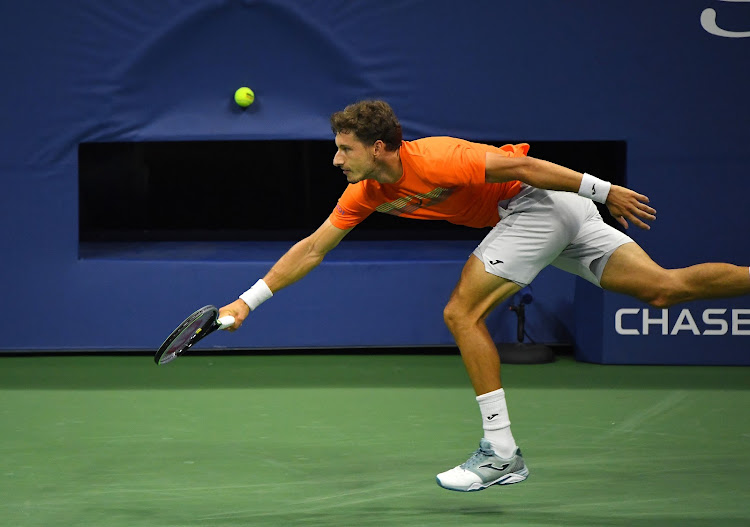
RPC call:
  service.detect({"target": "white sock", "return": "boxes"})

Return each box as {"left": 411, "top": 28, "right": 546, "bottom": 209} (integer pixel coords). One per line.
{"left": 476, "top": 388, "right": 517, "bottom": 458}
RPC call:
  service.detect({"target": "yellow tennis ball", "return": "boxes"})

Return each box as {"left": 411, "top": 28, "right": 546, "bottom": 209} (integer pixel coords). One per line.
{"left": 234, "top": 87, "right": 255, "bottom": 107}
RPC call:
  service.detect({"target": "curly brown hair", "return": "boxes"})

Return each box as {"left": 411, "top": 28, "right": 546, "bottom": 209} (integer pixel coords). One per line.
{"left": 330, "top": 100, "right": 403, "bottom": 151}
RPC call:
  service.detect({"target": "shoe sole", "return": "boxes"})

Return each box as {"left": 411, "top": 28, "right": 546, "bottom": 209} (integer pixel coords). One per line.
{"left": 436, "top": 466, "right": 529, "bottom": 492}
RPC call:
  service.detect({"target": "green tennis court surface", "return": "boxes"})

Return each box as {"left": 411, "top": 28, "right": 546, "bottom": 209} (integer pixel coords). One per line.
{"left": 1, "top": 353, "right": 748, "bottom": 526}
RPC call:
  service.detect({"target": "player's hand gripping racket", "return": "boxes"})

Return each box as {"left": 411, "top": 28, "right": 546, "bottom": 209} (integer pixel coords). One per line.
{"left": 154, "top": 305, "right": 235, "bottom": 365}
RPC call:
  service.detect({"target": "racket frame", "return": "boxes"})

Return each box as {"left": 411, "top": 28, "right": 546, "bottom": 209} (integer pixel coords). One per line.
{"left": 154, "top": 305, "right": 234, "bottom": 365}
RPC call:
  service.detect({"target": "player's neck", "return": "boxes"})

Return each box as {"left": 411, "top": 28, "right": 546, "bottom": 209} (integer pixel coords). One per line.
{"left": 373, "top": 149, "right": 403, "bottom": 184}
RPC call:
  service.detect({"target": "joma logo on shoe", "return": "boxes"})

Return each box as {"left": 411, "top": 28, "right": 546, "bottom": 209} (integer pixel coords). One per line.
{"left": 480, "top": 463, "right": 510, "bottom": 472}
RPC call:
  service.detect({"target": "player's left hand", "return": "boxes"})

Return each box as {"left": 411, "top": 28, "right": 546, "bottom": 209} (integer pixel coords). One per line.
{"left": 605, "top": 185, "right": 656, "bottom": 230}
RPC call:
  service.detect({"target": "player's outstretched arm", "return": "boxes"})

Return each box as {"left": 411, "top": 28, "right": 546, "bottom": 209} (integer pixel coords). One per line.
{"left": 485, "top": 153, "right": 656, "bottom": 230}
{"left": 219, "top": 219, "right": 352, "bottom": 331}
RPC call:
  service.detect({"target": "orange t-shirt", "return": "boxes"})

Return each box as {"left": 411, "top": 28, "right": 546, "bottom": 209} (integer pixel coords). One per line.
{"left": 328, "top": 137, "right": 529, "bottom": 230}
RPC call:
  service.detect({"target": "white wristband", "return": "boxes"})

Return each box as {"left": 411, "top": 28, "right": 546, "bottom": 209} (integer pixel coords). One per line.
{"left": 239, "top": 279, "right": 273, "bottom": 311}
{"left": 578, "top": 173, "right": 611, "bottom": 204}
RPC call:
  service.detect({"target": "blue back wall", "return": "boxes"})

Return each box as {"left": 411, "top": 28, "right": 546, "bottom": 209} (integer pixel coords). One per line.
{"left": 1, "top": 1, "right": 748, "bottom": 360}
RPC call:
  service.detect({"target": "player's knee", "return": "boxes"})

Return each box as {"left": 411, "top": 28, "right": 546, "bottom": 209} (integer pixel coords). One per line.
{"left": 443, "top": 301, "right": 459, "bottom": 329}
{"left": 443, "top": 300, "right": 470, "bottom": 332}
{"left": 637, "top": 272, "right": 684, "bottom": 309}
{"left": 635, "top": 287, "right": 672, "bottom": 309}
{"left": 644, "top": 294, "right": 673, "bottom": 309}
{"left": 444, "top": 300, "right": 489, "bottom": 337}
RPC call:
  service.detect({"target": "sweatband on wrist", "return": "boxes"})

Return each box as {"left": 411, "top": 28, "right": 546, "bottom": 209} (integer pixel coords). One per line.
{"left": 578, "top": 173, "right": 611, "bottom": 204}
{"left": 239, "top": 279, "right": 273, "bottom": 311}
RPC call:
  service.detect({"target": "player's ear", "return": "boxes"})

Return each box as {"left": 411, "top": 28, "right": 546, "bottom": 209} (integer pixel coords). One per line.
{"left": 373, "top": 139, "right": 385, "bottom": 157}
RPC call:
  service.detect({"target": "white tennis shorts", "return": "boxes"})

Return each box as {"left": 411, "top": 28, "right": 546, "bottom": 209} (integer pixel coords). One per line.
{"left": 473, "top": 184, "right": 634, "bottom": 287}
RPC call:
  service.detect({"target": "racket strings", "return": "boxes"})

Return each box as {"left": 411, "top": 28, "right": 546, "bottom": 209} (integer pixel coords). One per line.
{"left": 155, "top": 306, "right": 221, "bottom": 365}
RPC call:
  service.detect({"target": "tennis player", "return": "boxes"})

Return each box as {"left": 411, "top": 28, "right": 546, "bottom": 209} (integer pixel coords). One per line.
{"left": 219, "top": 100, "right": 750, "bottom": 492}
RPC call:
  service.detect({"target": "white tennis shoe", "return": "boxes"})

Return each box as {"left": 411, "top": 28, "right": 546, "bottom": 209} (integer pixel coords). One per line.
{"left": 436, "top": 439, "right": 529, "bottom": 492}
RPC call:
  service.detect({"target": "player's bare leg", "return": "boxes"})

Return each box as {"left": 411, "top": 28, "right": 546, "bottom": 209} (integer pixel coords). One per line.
{"left": 443, "top": 254, "right": 521, "bottom": 395}
{"left": 437, "top": 254, "right": 529, "bottom": 492}
{"left": 600, "top": 242, "right": 750, "bottom": 307}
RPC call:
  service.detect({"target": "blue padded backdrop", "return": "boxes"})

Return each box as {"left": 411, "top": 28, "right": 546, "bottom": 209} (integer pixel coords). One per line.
{"left": 1, "top": 1, "right": 748, "bottom": 363}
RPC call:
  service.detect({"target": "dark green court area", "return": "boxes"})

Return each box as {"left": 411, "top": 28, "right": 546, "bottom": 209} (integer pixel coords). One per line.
{"left": 1, "top": 353, "right": 748, "bottom": 526}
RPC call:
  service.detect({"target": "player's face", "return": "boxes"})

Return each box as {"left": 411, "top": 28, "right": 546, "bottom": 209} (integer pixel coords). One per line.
{"left": 333, "top": 132, "right": 376, "bottom": 183}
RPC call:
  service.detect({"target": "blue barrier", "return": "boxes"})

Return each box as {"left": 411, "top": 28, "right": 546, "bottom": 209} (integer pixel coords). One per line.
{"left": 1, "top": 1, "right": 748, "bottom": 362}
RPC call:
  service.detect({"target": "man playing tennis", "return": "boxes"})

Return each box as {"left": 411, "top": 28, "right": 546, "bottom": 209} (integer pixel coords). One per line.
{"left": 219, "top": 100, "right": 750, "bottom": 492}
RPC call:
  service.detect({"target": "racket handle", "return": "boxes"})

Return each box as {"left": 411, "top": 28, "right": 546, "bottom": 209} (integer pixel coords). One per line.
{"left": 217, "top": 315, "right": 236, "bottom": 330}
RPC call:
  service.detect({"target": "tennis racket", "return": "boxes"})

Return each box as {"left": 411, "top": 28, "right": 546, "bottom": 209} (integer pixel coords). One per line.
{"left": 154, "top": 305, "right": 235, "bottom": 365}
